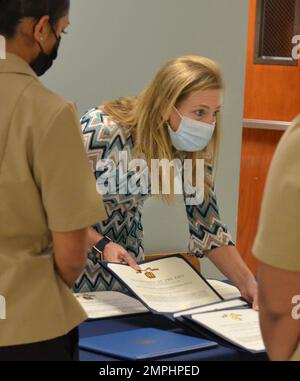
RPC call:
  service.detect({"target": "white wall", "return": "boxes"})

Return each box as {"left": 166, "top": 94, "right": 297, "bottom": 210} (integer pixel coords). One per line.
{"left": 43, "top": 0, "right": 249, "bottom": 279}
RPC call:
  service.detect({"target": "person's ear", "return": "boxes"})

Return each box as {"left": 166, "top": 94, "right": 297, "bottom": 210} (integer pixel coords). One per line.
{"left": 32, "top": 16, "right": 51, "bottom": 45}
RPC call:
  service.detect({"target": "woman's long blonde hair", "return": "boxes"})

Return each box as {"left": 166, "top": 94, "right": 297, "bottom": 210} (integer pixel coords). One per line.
{"left": 102, "top": 55, "right": 224, "bottom": 202}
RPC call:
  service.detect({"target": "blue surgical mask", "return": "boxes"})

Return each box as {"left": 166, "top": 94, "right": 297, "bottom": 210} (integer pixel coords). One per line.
{"left": 168, "top": 108, "right": 216, "bottom": 152}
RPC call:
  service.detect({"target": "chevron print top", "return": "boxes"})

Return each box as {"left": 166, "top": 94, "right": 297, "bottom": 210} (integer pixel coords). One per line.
{"left": 74, "top": 108, "right": 235, "bottom": 293}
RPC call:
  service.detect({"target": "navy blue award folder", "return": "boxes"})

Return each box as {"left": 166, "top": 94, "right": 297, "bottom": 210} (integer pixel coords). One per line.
{"left": 79, "top": 328, "right": 218, "bottom": 360}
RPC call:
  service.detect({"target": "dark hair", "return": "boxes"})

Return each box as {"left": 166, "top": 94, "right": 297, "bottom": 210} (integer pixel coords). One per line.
{"left": 0, "top": 0, "right": 70, "bottom": 38}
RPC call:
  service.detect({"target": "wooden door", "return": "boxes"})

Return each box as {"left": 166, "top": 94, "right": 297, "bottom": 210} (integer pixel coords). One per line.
{"left": 237, "top": 0, "right": 300, "bottom": 274}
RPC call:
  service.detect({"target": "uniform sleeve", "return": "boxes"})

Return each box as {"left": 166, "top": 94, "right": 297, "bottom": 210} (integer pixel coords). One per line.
{"left": 184, "top": 165, "right": 235, "bottom": 257}
{"left": 33, "top": 103, "right": 107, "bottom": 232}
{"left": 253, "top": 118, "right": 300, "bottom": 271}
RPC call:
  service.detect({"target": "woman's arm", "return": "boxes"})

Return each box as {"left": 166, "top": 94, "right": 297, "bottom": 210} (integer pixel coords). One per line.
{"left": 183, "top": 180, "right": 258, "bottom": 307}
{"left": 205, "top": 245, "right": 258, "bottom": 310}
{"left": 81, "top": 109, "right": 140, "bottom": 272}
{"left": 257, "top": 262, "right": 300, "bottom": 360}
{"left": 88, "top": 227, "right": 140, "bottom": 271}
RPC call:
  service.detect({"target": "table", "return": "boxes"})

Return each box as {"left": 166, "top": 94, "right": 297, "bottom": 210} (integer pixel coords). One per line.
{"left": 79, "top": 313, "right": 269, "bottom": 361}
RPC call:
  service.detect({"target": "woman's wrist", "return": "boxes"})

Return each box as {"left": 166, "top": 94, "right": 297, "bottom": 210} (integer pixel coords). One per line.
{"left": 233, "top": 274, "right": 258, "bottom": 307}
{"left": 206, "top": 246, "right": 257, "bottom": 296}
{"left": 230, "top": 269, "right": 257, "bottom": 295}
{"left": 102, "top": 241, "right": 115, "bottom": 259}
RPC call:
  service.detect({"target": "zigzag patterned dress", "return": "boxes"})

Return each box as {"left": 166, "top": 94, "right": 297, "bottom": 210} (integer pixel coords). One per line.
{"left": 74, "top": 108, "right": 235, "bottom": 293}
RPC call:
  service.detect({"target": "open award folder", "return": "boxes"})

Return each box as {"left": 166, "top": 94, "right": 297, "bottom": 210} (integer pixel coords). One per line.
{"left": 101, "top": 255, "right": 266, "bottom": 354}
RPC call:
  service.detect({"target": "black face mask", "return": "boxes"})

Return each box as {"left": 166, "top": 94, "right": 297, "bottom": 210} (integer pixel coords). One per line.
{"left": 30, "top": 24, "right": 61, "bottom": 77}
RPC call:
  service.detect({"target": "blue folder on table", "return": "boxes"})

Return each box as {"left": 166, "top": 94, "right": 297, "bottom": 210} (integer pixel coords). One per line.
{"left": 79, "top": 328, "right": 218, "bottom": 360}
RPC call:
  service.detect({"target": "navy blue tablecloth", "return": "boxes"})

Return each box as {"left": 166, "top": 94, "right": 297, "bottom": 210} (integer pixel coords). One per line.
{"left": 79, "top": 313, "right": 268, "bottom": 361}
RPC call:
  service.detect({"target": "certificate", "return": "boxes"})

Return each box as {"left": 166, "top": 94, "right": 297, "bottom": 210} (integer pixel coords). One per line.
{"left": 74, "top": 291, "right": 148, "bottom": 319}
{"left": 104, "top": 256, "right": 223, "bottom": 314}
{"left": 207, "top": 279, "right": 241, "bottom": 300}
{"left": 187, "top": 309, "right": 265, "bottom": 353}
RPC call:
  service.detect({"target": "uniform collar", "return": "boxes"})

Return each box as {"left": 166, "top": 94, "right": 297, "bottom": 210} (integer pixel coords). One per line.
{"left": 0, "top": 53, "right": 38, "bottom": 79}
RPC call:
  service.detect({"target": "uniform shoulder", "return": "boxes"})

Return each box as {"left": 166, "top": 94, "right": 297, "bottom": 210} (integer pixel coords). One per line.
{"left": 20, "top": 79, "right": 76, "bottom": 122}
{"left": 275, "top": 116, "right": 300, "bottom": 159}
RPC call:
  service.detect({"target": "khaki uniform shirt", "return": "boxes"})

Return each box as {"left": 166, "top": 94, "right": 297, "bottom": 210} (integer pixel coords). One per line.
{"left": 0, "top": 53, "right": 107, "bottom": 346}
{"left": 253, "top": 116, "right": 300, "bottom": 361}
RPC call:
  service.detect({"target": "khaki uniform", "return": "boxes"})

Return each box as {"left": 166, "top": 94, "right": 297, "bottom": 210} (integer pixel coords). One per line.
{"left": 253, "top": 116, "right": 300, "bottom": 361}
{"left": 0, "top": 53, "right": 107, "bottom": 346}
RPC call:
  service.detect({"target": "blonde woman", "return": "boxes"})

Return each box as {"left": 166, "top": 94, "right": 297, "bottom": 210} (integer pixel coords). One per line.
{"left": 77, "top": 56, "right": 258, "bottom": 309}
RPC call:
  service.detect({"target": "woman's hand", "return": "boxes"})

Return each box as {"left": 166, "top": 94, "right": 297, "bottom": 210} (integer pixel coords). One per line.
{"left": 239, "top": 277, "right": 259, "bottom": 311}
{"left": 103, "top": 242, "right": 141, "bottom": 272}
{"left": 87, "top": 228, "right": 141, "bottom": 271}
